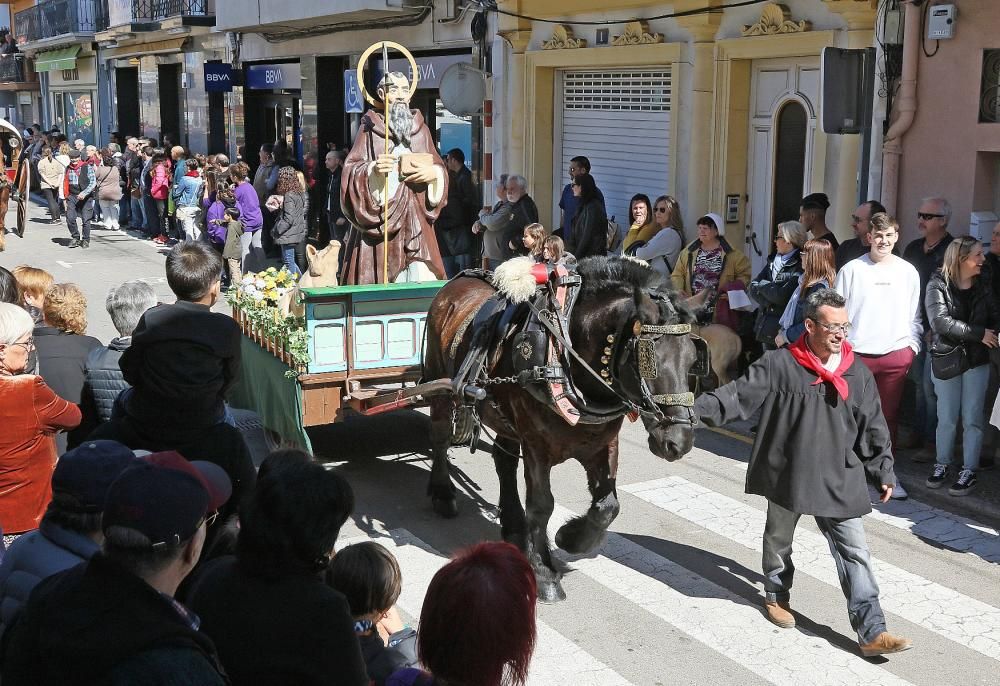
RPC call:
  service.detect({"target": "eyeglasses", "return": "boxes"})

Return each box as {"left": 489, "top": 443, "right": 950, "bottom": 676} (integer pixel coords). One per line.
{"left": 200, "top": 511, "right": 219, "bottom": 529}
{"left": 917, "top": 212, "right": 944, "bottom": 220}
{"left": 654, "top": 207, "right": 668, "bottom": 213}
{"left": 815, "top": 322, "right": 852, "bottom": 334}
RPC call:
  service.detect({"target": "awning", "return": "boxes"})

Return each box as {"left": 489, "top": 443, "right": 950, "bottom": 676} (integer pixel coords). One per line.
{"left": 108, "top": 37, "right": 187, "bottom": 60}
{"left": 34, "top": 46, "right": 80, "bottom": 73}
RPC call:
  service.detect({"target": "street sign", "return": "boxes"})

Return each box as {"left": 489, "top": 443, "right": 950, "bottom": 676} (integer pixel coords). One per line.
{"left": 344, "top": 69, "right": 364, "bottom": 113}
{"left": 204, "top": 63, "right": 234, "bottom": 93}
{"left": 246, "top": 63, "right": 302, "bottom": 90}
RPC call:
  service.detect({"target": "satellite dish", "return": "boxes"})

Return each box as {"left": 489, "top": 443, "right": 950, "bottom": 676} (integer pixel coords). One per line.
{"left": 439, "top": 63, "right": 486, "bottom": 117}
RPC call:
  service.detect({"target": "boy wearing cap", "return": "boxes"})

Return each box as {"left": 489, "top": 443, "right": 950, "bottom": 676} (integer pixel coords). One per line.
{"left": 64, "top": 149, "right": 96, "bottom": 249}
{"left": 2, "top": 460, "right": 228, "bottom": 685}
{"left": 800, "top": 192, "right": 839, "bottom": 251}
{"left": 0, "top": 440, "right": 138, "bottom": 636}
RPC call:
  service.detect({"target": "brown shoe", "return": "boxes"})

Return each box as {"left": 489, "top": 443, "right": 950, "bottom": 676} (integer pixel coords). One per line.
{"left": 764, "top": 600, "right": 795, "bottom": 628}
{"left": 860, "top": 632, "right": 913, "bottom": 657}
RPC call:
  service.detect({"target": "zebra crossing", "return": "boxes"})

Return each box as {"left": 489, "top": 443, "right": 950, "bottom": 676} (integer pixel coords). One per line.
{"left": 336, "top": 442, "right": 1000, "bottom": 686}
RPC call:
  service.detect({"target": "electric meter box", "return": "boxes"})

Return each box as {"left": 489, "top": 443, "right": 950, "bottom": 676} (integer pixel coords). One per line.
{"left": 928, "top": 4, "right": 956, "bottom": 40}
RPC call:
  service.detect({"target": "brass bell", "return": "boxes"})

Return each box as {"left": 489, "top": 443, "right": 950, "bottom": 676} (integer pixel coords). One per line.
{"left": 600, "top": 369, "right": 610, "bottom": 378}
{"left": 603, "top": 346, "right": 613, "bottom": 356}
{"left": 606, "top": 334, "right": 615, "bottom": 344}
{"left": 600, "top": 356, "right": 610, "bottom": 365}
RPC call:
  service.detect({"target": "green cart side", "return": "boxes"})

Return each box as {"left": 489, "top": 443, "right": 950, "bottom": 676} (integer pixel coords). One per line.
{"left": 229, "top": 281, "right": 448, "bottom": 451}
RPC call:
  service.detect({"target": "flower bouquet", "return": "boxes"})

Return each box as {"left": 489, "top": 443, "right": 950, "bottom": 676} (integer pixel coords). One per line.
{"left": 226, "top": 267, "right": 310, "bottom": 376}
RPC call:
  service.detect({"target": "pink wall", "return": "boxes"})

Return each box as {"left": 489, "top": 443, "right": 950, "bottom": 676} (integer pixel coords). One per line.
{"left": 896, "top": 0, "right": 1000, "bottom": 243}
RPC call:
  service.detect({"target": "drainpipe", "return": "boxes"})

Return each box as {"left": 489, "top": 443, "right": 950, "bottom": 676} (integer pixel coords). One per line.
{"left": 880, "top": 0, "right": 921, "bottom": 216}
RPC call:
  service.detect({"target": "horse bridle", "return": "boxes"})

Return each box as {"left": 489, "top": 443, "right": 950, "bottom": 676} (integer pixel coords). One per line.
{"left": 615, "top": 320, "right": 710, "bottom": 427}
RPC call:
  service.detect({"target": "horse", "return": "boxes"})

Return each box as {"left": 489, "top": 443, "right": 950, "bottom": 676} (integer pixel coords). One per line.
{"left": 422, "top": 256, "right": 701, "bottom": 601}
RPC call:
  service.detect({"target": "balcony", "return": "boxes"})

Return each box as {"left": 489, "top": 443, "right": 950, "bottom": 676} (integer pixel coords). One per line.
{"left": 217, "top": 0, "right": 423, "bottom": 33}
{"left": 0, "top": 55, "right": 37, "bottom": 84}
{"left": 105, "top": 0, "right": 214, "bottom": 31}
{"left": 14, "top": 0, "right": 108, "bottom": 47}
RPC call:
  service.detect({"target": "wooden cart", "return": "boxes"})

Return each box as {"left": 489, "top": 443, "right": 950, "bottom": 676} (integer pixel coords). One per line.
{"left": 228, "top": 280, "right": 450, "bottom": 451}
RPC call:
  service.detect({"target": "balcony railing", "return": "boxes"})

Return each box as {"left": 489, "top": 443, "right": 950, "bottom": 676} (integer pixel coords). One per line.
{"left": 0, "top": 54, "right": 34, "bottom": 83}
{"left": 15, "top": 0, "right": 108, "bottom": 44}
{"left": 106, "top": 0, "right": 213, "bottom": 29}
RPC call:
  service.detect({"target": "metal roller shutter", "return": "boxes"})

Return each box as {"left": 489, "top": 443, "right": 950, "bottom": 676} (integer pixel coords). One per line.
{"left": 558, "top": 69, "right": 672, "bottom": 241}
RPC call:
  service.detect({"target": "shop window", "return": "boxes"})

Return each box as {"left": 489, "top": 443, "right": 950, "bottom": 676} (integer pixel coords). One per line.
{"left": 59, "top": 92, "right": 94, "bottom": 144}
{"left": 61, "top": 68, "right": 78, "bottom": 81}
{"left": 980, "top": 50, "right": 1000, "bottom": 123}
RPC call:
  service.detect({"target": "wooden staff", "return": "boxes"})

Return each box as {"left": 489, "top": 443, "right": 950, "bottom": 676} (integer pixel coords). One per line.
{"left": 382, "top": 41, "right": 390, "bottom": 286}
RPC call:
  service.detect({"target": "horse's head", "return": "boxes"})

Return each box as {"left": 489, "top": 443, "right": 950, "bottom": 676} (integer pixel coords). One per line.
{"left": 575, "top": 257, "right": 707, "bottom": 462}
{"left": 612, "top": 288, "right": 703, "bottom": 461}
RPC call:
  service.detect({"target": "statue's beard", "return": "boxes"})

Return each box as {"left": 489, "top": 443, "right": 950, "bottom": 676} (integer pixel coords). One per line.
{"left": 388, "top": 101, "right": 413, "bottom": 147}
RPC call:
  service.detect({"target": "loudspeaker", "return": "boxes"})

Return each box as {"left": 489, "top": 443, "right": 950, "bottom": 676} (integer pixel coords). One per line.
{"left": 821, "top": 47, "right": 874, "bottom": 135}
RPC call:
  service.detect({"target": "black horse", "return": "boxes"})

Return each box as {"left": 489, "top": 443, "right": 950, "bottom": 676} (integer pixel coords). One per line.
{"left": 422, "top": 256, "right": 701, "bottom": 601}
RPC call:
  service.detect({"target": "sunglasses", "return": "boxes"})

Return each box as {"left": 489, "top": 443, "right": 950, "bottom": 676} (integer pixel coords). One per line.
{"left": 917, "top": 212, "right": 944, "bottom": 220}
{"left": 200, "top": 512, "right": 219, "bottom": 529}
{"left": 654, "top": 207, "right": 668, "bottom": 213}
{"left": 851, "top": 215, "right": 865, "bottom": 223}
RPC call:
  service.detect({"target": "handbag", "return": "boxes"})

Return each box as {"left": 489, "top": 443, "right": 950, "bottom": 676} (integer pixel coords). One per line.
{"left": 931, "top": 343, "right": 969, "bottom": 380}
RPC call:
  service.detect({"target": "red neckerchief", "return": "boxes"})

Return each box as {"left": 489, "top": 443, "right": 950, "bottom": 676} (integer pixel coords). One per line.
{"left": 787, "top": 335, "right": 854, "bottom": 400}
{"left": 185, "top": 170, "right": 200, "bottom": 177}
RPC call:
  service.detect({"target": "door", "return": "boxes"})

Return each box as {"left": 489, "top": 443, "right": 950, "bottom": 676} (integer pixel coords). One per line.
{"left": 115, "top": 67, "right": 140, "bottom": 138}
{"left": 745, "top": 58, "right": 819, "bottom": 275}
{"left": 158, "top": 64, "right": 181, "bottom": 145}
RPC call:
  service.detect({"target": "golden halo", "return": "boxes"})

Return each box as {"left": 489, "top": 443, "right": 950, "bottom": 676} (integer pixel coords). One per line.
{"left": 357, "top": 41, "right": 419, "bottom": 108}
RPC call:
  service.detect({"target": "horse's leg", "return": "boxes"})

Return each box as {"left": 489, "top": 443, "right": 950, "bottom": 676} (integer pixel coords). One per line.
{"left": 522, "top": 449, "right": 565, "bottom": 603}
{"left": 492, "top": 436, "right": 526, "bottom": 550}
{"left": 427, "top": 397, "right": 458, "bottom": 518}
{"left": 555, "top": 438, "right": 621, "bottom": 555}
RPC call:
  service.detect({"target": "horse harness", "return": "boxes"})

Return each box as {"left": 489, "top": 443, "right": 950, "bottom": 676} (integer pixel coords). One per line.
{"left": 447, "top": 266, "right": 711, "bottom": 447}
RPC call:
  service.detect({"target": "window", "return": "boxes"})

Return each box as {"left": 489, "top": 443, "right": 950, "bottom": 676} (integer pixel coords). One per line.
{"left": 980, "top": 50, "right": 1000, "bottom": 124}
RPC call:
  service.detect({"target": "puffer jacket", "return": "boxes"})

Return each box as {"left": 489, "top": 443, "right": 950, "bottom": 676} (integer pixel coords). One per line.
{"left": 0, "top": 521, "right": 99, "bottom": 634}
{"left": 271, "top": 190, "right": 307, "bottom": 245}
{"left": 83, "top": 337, "right": 131, "bottom": 423}
{"left": 924, "top": 269, "right": 1000, "bottom": 369}
{"left": 749, "top": 250, "right": 803, "bottom": 344}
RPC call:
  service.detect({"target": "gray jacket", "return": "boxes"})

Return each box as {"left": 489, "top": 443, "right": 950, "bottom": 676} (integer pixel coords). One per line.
{"left": 272, "top": 190, "right": 308, "bottom": 246}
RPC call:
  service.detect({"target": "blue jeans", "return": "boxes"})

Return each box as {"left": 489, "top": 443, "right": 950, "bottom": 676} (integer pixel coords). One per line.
{"left": 763, "top": 501, "right": 886, "bottom": 644}
{"left": 931, "top": 362, "right": 990, "bottom": 471}
{"left": 281, "top": 244, "right": 302, "bottom": 277}
{"left": 442, "top": 253, "right": 472, "bottom": 278}
{"left": 130, "top": 195, "right": 145, "bottom": 229}
{"left": 911, "top": 349, "right": 938, "bottom": 443}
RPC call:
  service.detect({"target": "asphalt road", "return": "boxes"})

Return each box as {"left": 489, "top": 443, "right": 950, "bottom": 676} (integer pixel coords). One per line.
{"left": 3, "top": 200, "right": 999, "bottom": 685}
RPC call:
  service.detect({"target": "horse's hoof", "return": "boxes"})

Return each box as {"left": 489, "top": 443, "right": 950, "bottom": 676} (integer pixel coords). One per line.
{"left": 432, "top": 497, "right": 459, "bottom": 519}
{"left": 555, "top": 517, "right": 604, "bottom": 555}
{"left": 536, "top": 579, "right": 567, "bottom": 604}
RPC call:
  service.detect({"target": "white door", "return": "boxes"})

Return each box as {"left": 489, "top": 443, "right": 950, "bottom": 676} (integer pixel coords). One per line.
{"left": 556, "top": 69, "right": 672, "bottom": 241}
{"left": 745, "top": 58, "right": 819, "bottom": 275}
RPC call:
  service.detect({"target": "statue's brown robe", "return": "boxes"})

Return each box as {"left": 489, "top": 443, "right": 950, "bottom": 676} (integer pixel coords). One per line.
{"left": 340, "top": 109, "right": 448, "bottom": 284}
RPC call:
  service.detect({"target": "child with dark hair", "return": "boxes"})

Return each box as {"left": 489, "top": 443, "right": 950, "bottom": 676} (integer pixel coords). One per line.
{"left": 118, "top": 240, "right": 241, "bottom": 430}
{"left": 542, "top": 235, "right": 566, "bottom": 266}
{"left": 329, "top": 542, "right": 418, "bottom": 686}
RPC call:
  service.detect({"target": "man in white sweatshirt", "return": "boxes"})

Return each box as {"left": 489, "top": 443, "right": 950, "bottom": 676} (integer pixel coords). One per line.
{"left": 835, "top": 213, "right": 922, "bottom": 500}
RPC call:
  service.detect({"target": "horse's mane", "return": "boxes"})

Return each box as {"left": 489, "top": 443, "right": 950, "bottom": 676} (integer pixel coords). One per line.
{"left": 576, "top": 256, "right": 693, "bottom": 322}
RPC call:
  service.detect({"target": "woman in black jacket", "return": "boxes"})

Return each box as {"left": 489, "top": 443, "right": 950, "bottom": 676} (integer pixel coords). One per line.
{"left": 748, "top": 220, "right": 806, "bottom": 350}
{"left": 567, "top": 173, "right": 607, "bottom": 260}
{"left": 271, "top": 166, "right": 308, "bottom": 277}
{"left": 924, "top": 235, "right": 1000, "bottom": 496}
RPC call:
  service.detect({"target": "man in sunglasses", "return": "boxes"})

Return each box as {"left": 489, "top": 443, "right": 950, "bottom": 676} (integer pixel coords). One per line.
{"left": 694, "top": 288, "right": 911, "bottom": 657}
{"left": 900, "top": 197, "right": 954, "bottom": 457}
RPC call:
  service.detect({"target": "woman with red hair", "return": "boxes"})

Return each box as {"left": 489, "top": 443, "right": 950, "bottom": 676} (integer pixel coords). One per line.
{"left": 389, "top": 542, "right": 537, "bottom": 686}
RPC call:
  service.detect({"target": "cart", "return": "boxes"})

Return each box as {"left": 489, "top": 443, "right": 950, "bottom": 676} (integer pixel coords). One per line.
{"left": 228, "top": 280, "right": 452, "bottom": 451}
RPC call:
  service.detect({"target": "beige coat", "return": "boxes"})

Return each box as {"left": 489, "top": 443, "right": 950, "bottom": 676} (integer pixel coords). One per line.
{"left": 37, "top": 156, "right": 65, "bottom": 191}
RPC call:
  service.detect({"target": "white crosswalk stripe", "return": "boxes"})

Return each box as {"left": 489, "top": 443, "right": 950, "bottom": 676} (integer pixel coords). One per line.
{"left": 621, "top": 477, "right": 1000, "bottom": 661}
{"left": 338, "top": 529, "right": 633, "bottom": 686}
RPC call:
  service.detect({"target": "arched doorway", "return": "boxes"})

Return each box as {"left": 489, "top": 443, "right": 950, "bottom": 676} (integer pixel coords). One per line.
{"left": 745, "top": 58, "right": 819, "bottom": 274}
{"left": 771, "top": 101, "right": 807, "bottom": 231}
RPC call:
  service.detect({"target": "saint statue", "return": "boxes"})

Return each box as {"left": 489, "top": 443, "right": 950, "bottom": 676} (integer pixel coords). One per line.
{"left": 340, "top": 71, "right": 449, "bottom": 284}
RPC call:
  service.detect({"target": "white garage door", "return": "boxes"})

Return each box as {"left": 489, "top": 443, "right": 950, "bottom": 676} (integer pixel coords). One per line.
{"left": 558, "top": 69, "right": 672, "bottom": 239}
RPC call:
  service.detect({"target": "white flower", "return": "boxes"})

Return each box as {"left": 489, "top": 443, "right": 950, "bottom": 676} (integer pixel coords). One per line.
{"left": 251, "top": 290, "right": 265, "bottom": 301}
{"left": 255, "top": 278, "right": 266, "bottom": 289}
